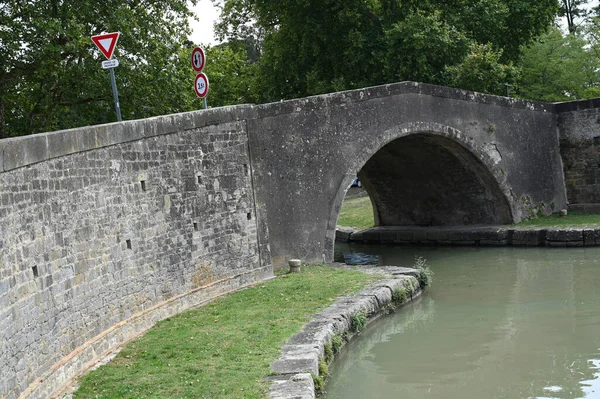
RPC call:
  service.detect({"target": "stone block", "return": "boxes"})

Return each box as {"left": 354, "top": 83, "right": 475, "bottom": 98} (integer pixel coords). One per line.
{"left": 268, "top": 373, "right": 315, "bottom": 399}
{"left": 379, "top": 231, "right": 396, "bottom": 242}
{"left": 3, "top": 135, "right": 48, "bottom": 171}
{"left": 583, "top": 229, "right": 596, "bottom": 246}
{"left": 395, "top": 231, "right": 413, "bottom": 242}
{"left": 546, "top": 229, "right": 583, "bottom": 242}
{"left": 335, "top": 227, "right": 355, "bottom": 242}
{"left": 362, "top": 230, "right": 379, "bottom": 242}
{"left": 349, "top": 231, "right": 364, "bottom": 242}
{"left": 512, "top": 229, "right": 542, "bottom": 246}
{"left": 354, "top": 286, "right": 393, "bottom": 307}
{"left": 270, "top": 345, "right": 319, "bottom": 375}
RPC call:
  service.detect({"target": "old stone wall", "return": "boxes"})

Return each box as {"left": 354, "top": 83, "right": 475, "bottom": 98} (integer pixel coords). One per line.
{"left": 0, "top": 108, "right": 272, "bottom": 399}
{"left": 557, "top": 99, "right": 600, "bottom": 207}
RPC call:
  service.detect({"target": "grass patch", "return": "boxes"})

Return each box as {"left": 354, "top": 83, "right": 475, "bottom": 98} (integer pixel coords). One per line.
{"left": 513, "top": 212, "right": 600, "bottom": 228}
{"left": 74, "top": 265, "right": 379, "bottom": 399}
{"left": 337, "top": 195, "right": 374, "bottom": 229}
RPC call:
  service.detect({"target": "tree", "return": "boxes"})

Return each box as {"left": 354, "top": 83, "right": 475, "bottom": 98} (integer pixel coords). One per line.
{"left": 213, "top": 0, "right": 559, "bottom": 101}
{"left": 517, "top": 27, "right": 598, "bottom": 101}
{"left": 0, "top": 0, "right": 199, "bottom": 138}
{"left": 447, "top": 43, "right": 520, "bottom": 96}
{"left": 559, "top": 0, "right": 592, "bottom": 33}
{"left": 203, "top": 43, "right": 259, "bottom": 107}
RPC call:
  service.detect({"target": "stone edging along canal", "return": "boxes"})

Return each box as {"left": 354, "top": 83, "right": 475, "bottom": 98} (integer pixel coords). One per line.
{"left": 268, "top": 266, "right": 425, "bottom": 399}
{"left": 336, "top": 225, "right": 600, "bottom": 247}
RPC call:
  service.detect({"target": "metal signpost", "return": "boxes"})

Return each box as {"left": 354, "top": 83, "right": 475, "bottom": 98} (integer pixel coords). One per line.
{"left": 91, "top": 32, "right": 122, "bottom": 121}
{"left": 191, "top": 47, "right": 209, "bottom": 109}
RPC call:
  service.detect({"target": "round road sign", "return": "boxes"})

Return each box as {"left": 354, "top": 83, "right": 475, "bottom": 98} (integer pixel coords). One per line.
{"left": 191, "top": 47, "right": 206, "bottom": 72}
{"left": 194, "top": 73, "right": 209, "bottom": 98}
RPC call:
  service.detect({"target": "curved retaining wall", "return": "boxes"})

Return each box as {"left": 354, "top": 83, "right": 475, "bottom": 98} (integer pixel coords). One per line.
{"left": 268, "top": 266, "right": 423, "bottom": 398}
{"left": 0, "top": 108, "right": 272, "bottom": 399}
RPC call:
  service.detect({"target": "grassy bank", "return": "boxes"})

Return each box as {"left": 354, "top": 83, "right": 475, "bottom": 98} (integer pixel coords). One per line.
{"left": 513, "top": 212, "right": 600, "bottom": 228}
{"left": 337, "top": 196, "right": 374, "bottom": 229}
{"left": 337, "top": 193, "right": 600, "bottom": 230}
{"left": 74, "top": 265, "right": 379, "bottom": 399}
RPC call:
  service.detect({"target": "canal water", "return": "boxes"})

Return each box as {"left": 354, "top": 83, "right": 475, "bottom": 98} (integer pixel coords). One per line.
{"left": 327, "top": 243, "right": 600, "bottom": 399}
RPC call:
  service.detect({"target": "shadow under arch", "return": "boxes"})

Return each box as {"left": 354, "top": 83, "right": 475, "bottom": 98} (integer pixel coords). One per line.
{"left": 326, "top": 122, "right": 515, "bottom": 255}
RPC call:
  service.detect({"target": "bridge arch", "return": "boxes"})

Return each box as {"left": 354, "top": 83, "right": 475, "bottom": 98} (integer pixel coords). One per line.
{"left": 327, "top": 122, "right": 515, "bottom": 250}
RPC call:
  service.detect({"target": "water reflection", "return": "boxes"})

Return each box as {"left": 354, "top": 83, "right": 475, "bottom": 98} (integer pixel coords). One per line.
{"left": 326, "top": 245, "right": 600, "bottom": 399}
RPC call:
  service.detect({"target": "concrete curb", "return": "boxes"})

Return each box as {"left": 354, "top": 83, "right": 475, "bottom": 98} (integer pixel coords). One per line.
{"left": 268, "top": 266, "right": 424, "bottom": 398}
{"left": 336, "top": 226, "right": 600, "bottom": 247}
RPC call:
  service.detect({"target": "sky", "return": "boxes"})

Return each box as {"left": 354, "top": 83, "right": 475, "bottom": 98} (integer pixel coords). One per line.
{"left": 189, "top": 0, "right": 220, "bottom": 46}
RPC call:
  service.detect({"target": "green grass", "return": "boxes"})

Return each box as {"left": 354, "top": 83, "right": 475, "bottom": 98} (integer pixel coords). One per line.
{"left": 337, "top": 195, "right": 374, "bottom": 229}
{"left": 513, "top": 212, "right": 600, "bottom": 228}
{"left": 74, "top": 265, "right": 379, "bottom": 399}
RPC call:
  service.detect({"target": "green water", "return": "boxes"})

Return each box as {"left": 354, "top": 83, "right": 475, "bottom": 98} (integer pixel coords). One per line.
{"left": 327, "top": 244, "right": 600, "bottom": 399}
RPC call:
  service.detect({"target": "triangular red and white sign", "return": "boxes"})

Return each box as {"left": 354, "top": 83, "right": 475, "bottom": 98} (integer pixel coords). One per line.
{"left": 91, "top": 32, "right": 120, "bottom": 60}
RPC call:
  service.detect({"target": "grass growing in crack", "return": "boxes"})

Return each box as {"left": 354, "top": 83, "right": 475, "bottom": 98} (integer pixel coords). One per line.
{"left": 392, "top": 287, "right": 408, "bottom": 305}
{"left": 312, "top": 372, "right": 326, "bottom": 394}
{"left": 331, "top": 333, "right": 344, "bottom": 354}
{"left": 350, "top": 311, "right": 367, "bottom": 332}
{"left": 73, "top": 265, "right": 378, "bottom": 399}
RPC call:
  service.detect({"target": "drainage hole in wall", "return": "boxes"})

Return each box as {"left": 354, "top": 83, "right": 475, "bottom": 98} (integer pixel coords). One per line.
{"left": 197, "top": 176, "right": 202, "bottom": 184}
{"left": 126, "top": 239, "right": 132, "bottom": 250}
{"left": 32, "top": 266, "right": 39, "bottom": 278}
{"left": 140, "top": 181, "right": 146, "bottom": 191}
{"left": 193, "top": 222, "right": 199, "bottom": 231}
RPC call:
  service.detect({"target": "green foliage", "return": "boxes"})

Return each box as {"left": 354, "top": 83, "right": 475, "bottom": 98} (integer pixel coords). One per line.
{"left": 350, "top": 311, "right": 367, "bottom": 332}
{"left": 331, "top": 333, "right": 344, "bottom": 354}
{"left": 392, "top": 287, "right": 408, "bottom": 305}
{"left": 517, "top": 27, "right": 599, "bottom": 101}
{"left": 414, "top": 256, "right": 433, "bottom": 287}
{"left": 74, "top": 265, "right": 378, "bottom": 398}
{"left": 215, "top": 0, "right": 558, "bottom": 101}
{"left": 324, "top": 343, "right": 334, "bottom": 364}
{"left": 312, "top": 373, "right": 326, "bottom": 394}
{"left": 318, "top": 358, "right": 329, "bottom": 377}
{"left": 418, "top": 268, "right": 434, "bottom": 287}
{"left": 559, "top": 0, "right": 592, "bottom": 33}
{"left": 447, "top": 43, "right": 519, "bottom": 95}
{"left": 0, "top": 0, "right": 198, "bottom": 138}
{"left": 384, "top": 10, "right": 470, "bottom": 85}
{"left": 204, "top": 43, "right": 259, "bottom": 107}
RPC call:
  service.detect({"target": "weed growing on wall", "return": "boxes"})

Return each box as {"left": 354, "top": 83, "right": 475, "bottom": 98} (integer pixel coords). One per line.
{"left": 350, "top": 311, "right": 367, "bottom": 332}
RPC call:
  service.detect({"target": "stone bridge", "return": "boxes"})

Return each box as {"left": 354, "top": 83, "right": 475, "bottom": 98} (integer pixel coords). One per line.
{"left": 1, "top": 82, "right": 599, "bottom": 398}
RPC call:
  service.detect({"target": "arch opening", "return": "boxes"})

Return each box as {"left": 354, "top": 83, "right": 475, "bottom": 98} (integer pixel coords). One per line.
{"left": 342, "top": 132, "right": 513, "bottom": 229}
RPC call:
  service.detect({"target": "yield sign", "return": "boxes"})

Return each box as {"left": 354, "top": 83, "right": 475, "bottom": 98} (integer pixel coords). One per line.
{"left": 91, "top": 32, "right": 120, "bottom": 59}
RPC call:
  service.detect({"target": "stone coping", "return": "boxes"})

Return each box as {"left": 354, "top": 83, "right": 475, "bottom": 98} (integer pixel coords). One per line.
{"left": 268, "top": 265, "right": 424, "bottom": 399}
{"left": 336, "top": 225, "right": 600, "bottom": 247}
